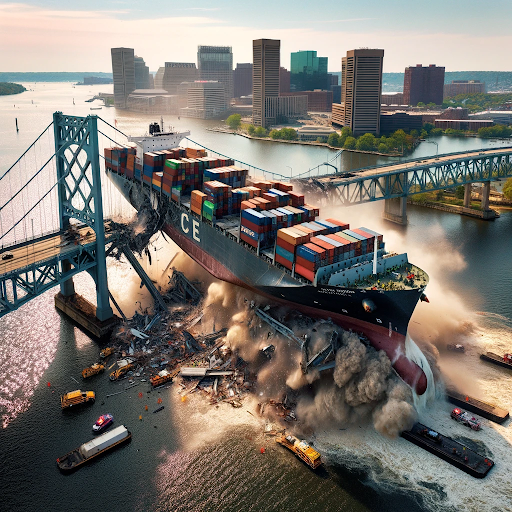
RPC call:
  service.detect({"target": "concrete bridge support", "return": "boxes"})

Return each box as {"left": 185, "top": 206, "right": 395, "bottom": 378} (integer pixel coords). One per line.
{"left": 481, "top": 182, "right": 491, "bottom": 211}
{"left": 383, "top": 197, "right": 408, "bottom": 225}
{"left": 464, "top": 183, "right": 472, "bottom": 208}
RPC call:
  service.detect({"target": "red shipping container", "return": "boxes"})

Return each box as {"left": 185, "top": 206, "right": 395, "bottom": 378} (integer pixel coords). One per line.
{"left": 276, "top": 237, "right": 296, "bottom": 255}
{"left": 296, "top": 256, "right": 318, "bottom": 272}
{"left": 240, "top": 233, "right": 258, "bottom": 247}
{"left": 241, "top": 218, "right": 267, "bottom": 234}
{"left": 275, "top": 254, "right": 293, "bottom": 270}
{"left": 310, "top": 237, "right": 335, "bottom": 259}
{"left": 326, "top": 218, "right": 350, "bottom": 230}
{"left": 295, "top": 264, "right": 315, "bottom": 282}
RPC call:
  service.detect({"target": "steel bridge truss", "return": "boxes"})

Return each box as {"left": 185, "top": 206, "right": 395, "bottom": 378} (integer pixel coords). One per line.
{"left": 53, "top": 112, "right": 113, "bottom": 320}
{"left": 0, "top": 241, "right": 109, "bottom": 318}
{"left": 294, "top": 152, "right": 512, "bottom": 205}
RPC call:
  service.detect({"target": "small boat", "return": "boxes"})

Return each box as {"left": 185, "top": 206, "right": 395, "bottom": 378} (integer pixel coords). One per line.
{"left": 90, "top": 107, "right": 102, "bottom": 110}
{"left": 57, "top": 425, "right": 131, "bottom": 473}
{"left": 153, "top": 406, "right": 164, "bottom": 413}
{"left": 93, "top": 413, "right": 114, "bottom": 433}
{"left": 276, "top": 433, "right": 322, "bottom": 469}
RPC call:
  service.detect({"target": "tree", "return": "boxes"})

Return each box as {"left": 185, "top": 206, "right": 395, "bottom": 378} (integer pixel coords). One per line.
{"left": 427, "top": 102, "right": 436, "bottom": 109}
{"left": 343, "top": 136, "right": 356, "bottom": 149}
{"left": 410, "top": 129, "right": 419, "bottom": 138}
{"left": 356, "top": 133, "right": 376, "bottom": 151}
{"left": 503, "top": 177, "right": 512, "bottom": 200}
{"left": 455, "top": 185, "right": 465, "bottom": 199}
{"left": 340, "top": 127, "right": 352, "bottom": 138}
{"left": 423, "top": 123, "right": 434, "bottom": 134}
{"left": 420, "top": 129, "right": 428, "bottom": 138}
{"left": 417, "top": 102, "right": 425, "bottom": 108}
{"left": 378, "top": 143, "right": 388, "bottom": 154}
{"left": 281, "top": 128, "right": 297, "bottom": 140}
{"left": 316, "top": 137, "right": 326, "bottom": 143}
{"left": 247, "top": 124, "right": 255, "bottom": 135}
{"left": 254, "top": 126, "right": 267, "bottom": 137}
{"left": 327, "top": 133, "right": 340, "bottom": 147}
{"left": 269, "top": 129, "right": 280, "bottom": 139}
{"left": 226, "top": 114, "right": 241, "bottom": 130}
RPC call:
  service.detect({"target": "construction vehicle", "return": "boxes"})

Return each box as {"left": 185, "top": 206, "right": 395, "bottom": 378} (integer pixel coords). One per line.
{"left": 109, "top": 364, "right": 134, "bottom": 381}
{"left": 451, "top": 408, "right": 482, "bottom": 431}
{"left": 82, "top": 363, "right": 105, "bottom": 379}
{"left": 100, "top": 347, "right": 114, "bottom": 359}
{"left": 61, "top": 390, "right": 95, "bottom": 409}
{"left": 150, "top": 370, "right": 173, "bottom": 388}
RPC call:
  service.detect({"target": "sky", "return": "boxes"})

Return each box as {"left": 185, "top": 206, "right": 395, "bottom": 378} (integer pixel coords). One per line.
{"left": 1, "top": 0, "right": 511, "bottom": 72}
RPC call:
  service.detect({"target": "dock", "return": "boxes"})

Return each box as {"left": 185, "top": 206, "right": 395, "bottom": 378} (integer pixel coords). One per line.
{"left": 446, "top": 389, "right": 509, "bottom": 424}
{"left": 480, "top": 352, "right": 512, "bottom": 371}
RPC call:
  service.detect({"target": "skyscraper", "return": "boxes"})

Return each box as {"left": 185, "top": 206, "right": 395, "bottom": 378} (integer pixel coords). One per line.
{"left": 111, "top": 47, "right": 136, "bottom": 108}
{"left": 134, "top": 56, "right": 151, "bottom": 90}
{"left": 252, "top": 39, "right": 280, "bottom": 127}
{"left": 290, "top": 50, "right": 328, "bottom": 91}
{"left": 334, "top": 48, "right": 384, "bottom": 135}
{"left": 403, "top": 64, "right": 445, "bottom": 106}
{"left": 197, "top": 46, "right": 233, "bottom": 110}
{"left": 161, "top": 63, "right": 198, "bottom": 94}
{"left": 233, "top": 63, "right": 253, "bottom": 98}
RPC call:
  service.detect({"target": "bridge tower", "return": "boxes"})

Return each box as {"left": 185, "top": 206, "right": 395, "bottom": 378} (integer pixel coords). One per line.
{"left": 53, "top": 112, "right": 113, "bottom": 321}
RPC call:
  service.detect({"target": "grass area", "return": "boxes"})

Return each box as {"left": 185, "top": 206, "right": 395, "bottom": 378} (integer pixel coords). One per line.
{"left": 410, "top": 191, "right": 483, "bottom": 210}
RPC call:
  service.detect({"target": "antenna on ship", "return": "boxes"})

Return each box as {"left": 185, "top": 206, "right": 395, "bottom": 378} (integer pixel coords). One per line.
{"left": 160, "top": 116, "right": 164, "bottom": 133}
{"left": 373, "top": 236, "right": 378, "bottom": 275}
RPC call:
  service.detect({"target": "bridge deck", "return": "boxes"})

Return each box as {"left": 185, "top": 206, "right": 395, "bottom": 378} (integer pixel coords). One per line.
{"left": 0, "top": 224, "right": 113, "bottom": 277}
{"left": 306, "top": 146, "right": 512, "bottom": 184}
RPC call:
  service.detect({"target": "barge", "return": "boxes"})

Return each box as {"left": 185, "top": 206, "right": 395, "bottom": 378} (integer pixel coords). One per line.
{"left": 57, "top": 425, "right": 131, "bottom": 473}
{"left": 401, "top": 423, "right": 494, "bottom": 478}
{"left": 446, "top": 389, "right": 509, "bottom": 424}
{"left": 480, "top": 352, "right": 512, "bottom": 371}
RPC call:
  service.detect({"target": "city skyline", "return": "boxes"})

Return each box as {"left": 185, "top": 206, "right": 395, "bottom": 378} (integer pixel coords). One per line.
{"left": 1, "top": 1, "right": 511, "bottom": 72}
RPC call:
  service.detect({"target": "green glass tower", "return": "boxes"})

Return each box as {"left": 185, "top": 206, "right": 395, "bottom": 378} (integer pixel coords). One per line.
{"left": 290, "top": 51, "right": 328, "bottom": 91}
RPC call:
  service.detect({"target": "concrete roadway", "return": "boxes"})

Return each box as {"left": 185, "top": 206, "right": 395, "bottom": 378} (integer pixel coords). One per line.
{"left": 312, "top": 145, "right": 512, "bottom": 185}
{"left": 0, "top": 224, "right": 112, "bottom": 276}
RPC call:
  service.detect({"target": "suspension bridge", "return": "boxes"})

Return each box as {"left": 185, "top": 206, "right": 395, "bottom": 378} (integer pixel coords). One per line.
{"left": 1, "top": 111, "right": 511, "bottom": 331}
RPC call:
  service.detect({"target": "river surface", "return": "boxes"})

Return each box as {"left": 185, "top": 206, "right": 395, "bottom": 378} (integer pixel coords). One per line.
{"left": 0, "top": 83, "right": 511, "bottom": 512}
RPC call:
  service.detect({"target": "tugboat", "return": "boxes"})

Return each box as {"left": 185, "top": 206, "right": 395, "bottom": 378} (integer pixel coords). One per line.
{"left": 93, "top": 413, "right": 114, "bottom": 433}
{"left": 275, "top": 432, "right": 322, "bottom": 469}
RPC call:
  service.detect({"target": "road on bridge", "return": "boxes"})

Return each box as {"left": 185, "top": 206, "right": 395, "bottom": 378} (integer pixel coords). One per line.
{"left": 310, "top": 146, "right": 512, "bottom": 185}
{"left": 0, "top": 224, "right": 112, "bottom": 276}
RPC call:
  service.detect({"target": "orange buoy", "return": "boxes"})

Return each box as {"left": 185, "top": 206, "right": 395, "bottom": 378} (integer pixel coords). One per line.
{"left": 139, "top": 415, "right": 142, "bottom": 421}
{"left": 260, "top": 447, "right": 265, "bottom": 454}
{"left": 145, "top": 405, "right": 148, "bottom": 411}
{"left": 157, "top": 397, "right": 163, "bottom": 404}
{"left": 138, "top": 392, "right": 143, "bottom": 399}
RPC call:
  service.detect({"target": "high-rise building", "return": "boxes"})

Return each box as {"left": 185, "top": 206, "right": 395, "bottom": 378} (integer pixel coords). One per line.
{"left": 162, "top": 62, "right": 198, "bottom": 94}
{"left": 444, "top": 80, "right": 486, "bottom": 98}
{"left": 403, "top": 64, "right": 445, "bottom": 106}
{"left": 179, "top": 81, "right": 226, "bottom": 119}
{"left": 290, "top": 50, "right": 329, "bottom": 91}
{"left": 233, "top": 63, "right": 253, "bottom": 98}
{"left": 154, "top": 67, "right": 165, "bottom": 89}
{"left": 197, "top": 46, "right": 233, "bottom": 110}
{"left": 134, "top": 56, "right": 151, "bottom": 90}
{"left": 280, "top": 67, "right": 290, "bottom": 93}
{"left": 111, "top": 47, "right": 136, "bottom": 108}
{"left": 333, "top": 49, "right": 384, "bottom": 135}
{"left": 253, "top": 39, "right": 280, "bottom": 127}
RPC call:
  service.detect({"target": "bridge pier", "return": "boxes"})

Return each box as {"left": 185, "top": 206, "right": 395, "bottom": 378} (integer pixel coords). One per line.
{"left": 463, "top": 183, "right": 472, "bottom": 208}
{"left": 481, "top": 182, "right": 491, "bottom": 210}
{"left": 383, "top": 197, "right": 408, "bottom": 225}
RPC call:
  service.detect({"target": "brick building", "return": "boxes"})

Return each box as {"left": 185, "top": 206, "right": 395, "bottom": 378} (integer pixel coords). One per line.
{"left": 403, "top": 64, "right": 445, "bottom": 106}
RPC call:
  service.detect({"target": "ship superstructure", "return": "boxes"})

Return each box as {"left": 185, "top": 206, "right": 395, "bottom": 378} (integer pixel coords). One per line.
{"left": 105, "top": 126, "right": 429, "bottom": 395}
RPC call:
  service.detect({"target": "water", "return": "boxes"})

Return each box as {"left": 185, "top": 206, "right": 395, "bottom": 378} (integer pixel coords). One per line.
{"left": 1, "top": 83, "right": 511, "bottom": 512}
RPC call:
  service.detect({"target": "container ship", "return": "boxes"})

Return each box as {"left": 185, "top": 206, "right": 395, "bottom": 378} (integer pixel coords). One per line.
{"left": 104, "top": 125, "right": 429, "bottom": 395}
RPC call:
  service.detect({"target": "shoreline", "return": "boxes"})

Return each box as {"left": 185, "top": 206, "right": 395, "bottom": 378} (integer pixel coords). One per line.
{"left": 207, "top": 127, "right": 399, "bottom": 156}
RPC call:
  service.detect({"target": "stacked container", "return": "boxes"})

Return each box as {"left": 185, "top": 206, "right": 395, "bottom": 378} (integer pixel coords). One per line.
{"left": 275, "top": 228, "right": 309, "bottom": 270}
{"left": 191, "top": 190, "right": 207, "bottom": 216}
{"left": 295, "top": 243, "right": 328, "bottom": 281}
{"left": 240, "top": 209, "right": 269, "bottom": 248}
{"left": 203, "top": 180, "right": 231, "bottom": 218}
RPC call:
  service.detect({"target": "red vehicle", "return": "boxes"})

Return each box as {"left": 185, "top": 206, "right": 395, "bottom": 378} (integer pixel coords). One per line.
{"left": 92, "top": 413, "right": 114, "bottom": 433}
{"left": 451, "top": 408, "right": 481, "bottom": 431}
{"left": 503, "top": 354, "right": 512, "bottom": 364}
